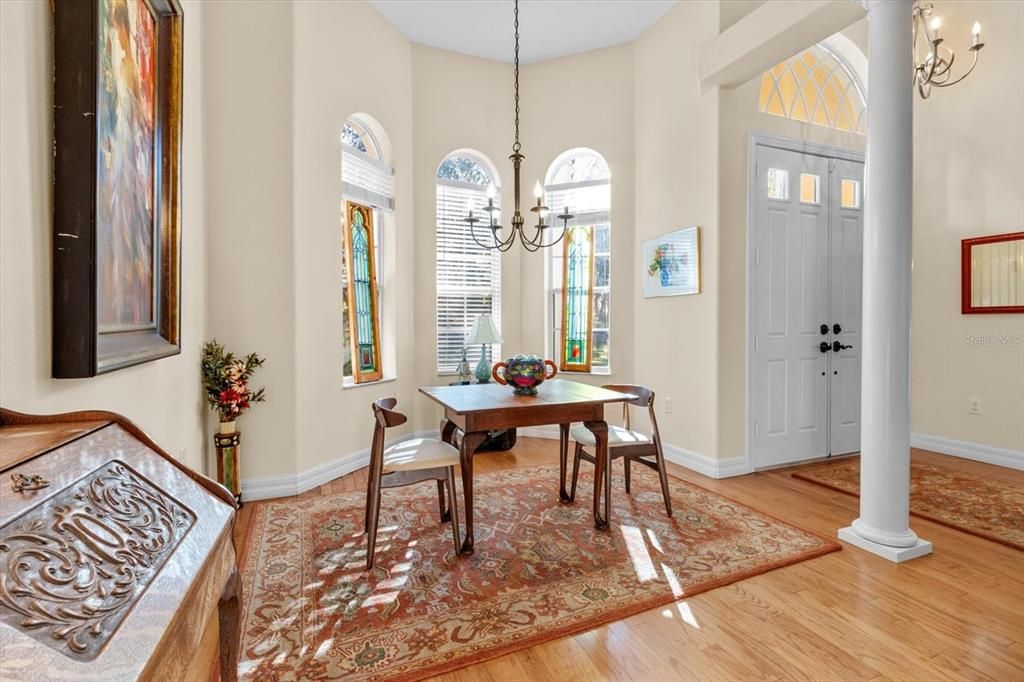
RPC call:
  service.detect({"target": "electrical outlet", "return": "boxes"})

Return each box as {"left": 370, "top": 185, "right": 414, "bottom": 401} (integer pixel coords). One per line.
{"left": 968, "top": 398, "right": 981, "bottom": 415}
{"left": 664, "top": 397, "right": 673, "bottom": 414}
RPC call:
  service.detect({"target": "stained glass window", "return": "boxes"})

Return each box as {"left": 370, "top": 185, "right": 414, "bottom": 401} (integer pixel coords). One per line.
{"left": 343, "top": 202, "right": 382, "bottom": 383}
{"left": 547, "top": 149, "right": 611, "bottom": 372}
{"left": 758, "top": 44, "right": 866, "bottom": 134}
{"left": 561, "top": 226, "right": 595, "bottom": 371}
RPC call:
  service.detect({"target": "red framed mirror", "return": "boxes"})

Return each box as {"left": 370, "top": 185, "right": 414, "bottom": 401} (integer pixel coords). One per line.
{"left": 961, "top": 231, "right": 1024, "bottom": 314}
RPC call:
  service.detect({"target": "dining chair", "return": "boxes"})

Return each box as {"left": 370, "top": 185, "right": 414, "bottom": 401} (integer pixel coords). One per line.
{"left": 364, "top": 398, "right": 461, "bottom": 569}
{"left": 568, "top": 384, "right": 673, "bottom": 517}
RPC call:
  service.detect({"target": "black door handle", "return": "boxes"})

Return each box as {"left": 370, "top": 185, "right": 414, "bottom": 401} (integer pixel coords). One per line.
{"left": 820, "top": 324, "right": 829, "bottom": 335}
{"left": 832, "top": 341, "right": 853, "bottom": 352}
{"left": 819, "top": 341, "right": 831, "bottom": 353}
{"left": 833, "top": 323, "right": 842, "bottom": 334}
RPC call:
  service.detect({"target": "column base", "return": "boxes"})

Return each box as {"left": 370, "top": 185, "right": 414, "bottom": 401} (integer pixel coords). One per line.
{"left": 838, "top": 526, "right": 933, "bottom": 563}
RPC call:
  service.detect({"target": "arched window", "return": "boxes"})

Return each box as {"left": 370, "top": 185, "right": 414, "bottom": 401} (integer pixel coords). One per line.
{"left": 436, "top": 151, "right": 502, "bottom": 373}
{"left": 341, "top": 114, "right": 393, "bottom": 383}
{"left": 546, "top": 149, "right": 611, "bottom": 373}
{"left": 758, "top": 43, "right": 866, "bottom": 134}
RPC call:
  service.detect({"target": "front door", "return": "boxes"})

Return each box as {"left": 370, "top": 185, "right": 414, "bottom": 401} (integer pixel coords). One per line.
{"left": 750, "top": 143, "right": 864, "bottom": 468}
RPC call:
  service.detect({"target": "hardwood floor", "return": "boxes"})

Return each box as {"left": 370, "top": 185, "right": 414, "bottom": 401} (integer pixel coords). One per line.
{"left": 233, "top": 440, "right": 1024, "bottom": 681}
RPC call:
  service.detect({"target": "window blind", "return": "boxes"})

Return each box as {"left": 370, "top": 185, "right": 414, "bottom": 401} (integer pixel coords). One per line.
{"left": 436, "top": 180, "right": 502, "bottom": 373}
{"left": 342, "top": 148, "right": 394, "bottom": 210}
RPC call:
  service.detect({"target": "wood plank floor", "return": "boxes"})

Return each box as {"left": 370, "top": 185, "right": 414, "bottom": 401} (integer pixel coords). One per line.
{"left": 233, "top": 440, "right": 1024, "bottom": 681}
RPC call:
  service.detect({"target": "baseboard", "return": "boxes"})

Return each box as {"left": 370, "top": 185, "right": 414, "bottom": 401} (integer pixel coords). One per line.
{"left": 911, "top": 432, "right": 1024, "bottom": 471}
{"left": 517, "top": 426, "right": 752, "bottom": 480}
{"left": 240, "top": 430, "right": 435, "bottom": 502}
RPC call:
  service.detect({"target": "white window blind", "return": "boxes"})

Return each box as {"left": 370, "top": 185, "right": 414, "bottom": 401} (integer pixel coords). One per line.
{"left": 342, "top": 148, "right": 394, "bottom": 211}
{"left": 436, "top": 180, "right": 502, "bottom": 373}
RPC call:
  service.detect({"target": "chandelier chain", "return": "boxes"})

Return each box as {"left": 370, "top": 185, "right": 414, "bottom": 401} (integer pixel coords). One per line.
{"left": 512, "top": 0, "right": 520, "bottom": 153}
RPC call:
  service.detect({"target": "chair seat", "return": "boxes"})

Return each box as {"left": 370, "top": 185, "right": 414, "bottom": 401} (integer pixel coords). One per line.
{"left": 382, "top": 437, "right": 460, "bottom": 473}
{"left": 570, "top": 424, "right": 651, "bottom": 448}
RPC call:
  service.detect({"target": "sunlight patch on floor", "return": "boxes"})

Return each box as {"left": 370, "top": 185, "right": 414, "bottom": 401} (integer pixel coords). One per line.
{"left": 620, "top": 525, "right": 657, "bottom": 581}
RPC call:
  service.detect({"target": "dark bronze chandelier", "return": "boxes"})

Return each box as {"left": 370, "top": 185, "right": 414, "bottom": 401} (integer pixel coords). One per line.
{"left": 465, "top": 0, "right": 572, "bottom": 252}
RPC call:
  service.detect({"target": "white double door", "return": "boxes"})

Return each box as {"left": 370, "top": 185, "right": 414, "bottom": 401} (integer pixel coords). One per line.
{"left": 751, "top": 143, "right": 865, "bottom": 469}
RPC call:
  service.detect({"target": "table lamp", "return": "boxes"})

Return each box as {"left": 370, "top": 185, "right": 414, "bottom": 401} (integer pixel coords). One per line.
{"left": 466, "top": 314, "right": 504, "bottom": 383}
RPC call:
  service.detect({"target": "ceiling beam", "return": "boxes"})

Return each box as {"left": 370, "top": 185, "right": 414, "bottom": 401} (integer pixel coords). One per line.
{"left": 699, "top": 0, "right": 866, "bottom": 93}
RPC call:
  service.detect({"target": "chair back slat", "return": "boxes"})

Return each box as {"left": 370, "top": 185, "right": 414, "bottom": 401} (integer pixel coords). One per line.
{"left": 601, "top": 384, "right": 653, "bottom": 408}
{"left": 370, "top": 398, "right": 407, "bottom": 472}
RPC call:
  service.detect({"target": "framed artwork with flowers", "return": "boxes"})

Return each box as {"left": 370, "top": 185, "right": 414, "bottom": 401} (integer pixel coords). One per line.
{"left": 642, "top": 226, "right": 701, "bottom": 298}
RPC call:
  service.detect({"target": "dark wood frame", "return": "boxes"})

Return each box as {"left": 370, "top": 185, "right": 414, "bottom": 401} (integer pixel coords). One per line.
{"left": 343, "top": 201, "right": 384, "bottom": 383}
{"left": 568, "top": 384, "right": 673, "bottom": 518}
{"left": 52, "top": 0, "right": 183, "bottom": 377}
{"left": 961, "top": 231, "right": 1024, "bottom": 314}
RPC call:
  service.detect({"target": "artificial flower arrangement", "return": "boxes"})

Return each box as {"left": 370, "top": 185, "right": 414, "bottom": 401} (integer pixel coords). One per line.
{"left": 201, "top": 340, "right": 266, "bottom": 425}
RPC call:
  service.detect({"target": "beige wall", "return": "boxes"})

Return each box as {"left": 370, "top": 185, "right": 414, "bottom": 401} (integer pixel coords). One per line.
{"left": 633, "top": 1, "right": 722, "bottom": 457}
{"left": 0, "top": 0, "right": 210, "bottom": 473}
{"left": 910, "top": 0, "right": 1024, "bottom": 452}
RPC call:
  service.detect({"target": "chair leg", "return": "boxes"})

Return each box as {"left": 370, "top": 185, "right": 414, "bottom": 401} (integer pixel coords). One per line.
{"left": 365, "top": 482, "right": 382, "bottom": 569}
{"left": 570, "top": 442, "right": 583, "bottom": 501}
{"left": 363, "top": 466, "right": 374, "bottom": 534}
{"left": 654, "top": 445, "right": 673, "bottom": 517}
{"left": 436, "top": 480, "right": 450, "bottom": 522}
{"left": 624, "top": 456, "right": 631, "bottom": 494}
{"left": 445, "top": 467, "right": 461, "bottom": 556}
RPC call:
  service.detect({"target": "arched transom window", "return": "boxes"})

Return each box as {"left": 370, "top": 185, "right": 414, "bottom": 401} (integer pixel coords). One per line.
{"left": 546, "top": 148, "right": 611, "bottom": 373}
{"left": 758, "top": 44, "right": 866, "bottom": 134}
{"left": 435, "top": 151, "right": 502, "bottom": 374}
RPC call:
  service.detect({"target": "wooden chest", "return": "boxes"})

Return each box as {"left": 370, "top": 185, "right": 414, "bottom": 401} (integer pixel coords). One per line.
{"left": 0, "top": 409, "right": 239, "bottom": 681}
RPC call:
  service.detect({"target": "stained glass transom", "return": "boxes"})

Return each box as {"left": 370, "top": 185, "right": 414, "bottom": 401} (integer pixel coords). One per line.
{"left": 758, "top": 44, "right": 866, "bottom": 134}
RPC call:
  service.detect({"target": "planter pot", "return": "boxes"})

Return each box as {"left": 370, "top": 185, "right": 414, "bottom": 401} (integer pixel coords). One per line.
{"left": 219, "top": 420, "right": 236, "bottom": 435}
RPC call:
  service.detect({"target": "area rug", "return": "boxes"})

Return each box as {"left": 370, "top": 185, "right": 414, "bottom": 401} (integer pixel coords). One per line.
{"left": 793, "top": 458, "right": 1024, "bottom": 550}
{"left": 238, "top": 464, "right": 840, "bottom": 681}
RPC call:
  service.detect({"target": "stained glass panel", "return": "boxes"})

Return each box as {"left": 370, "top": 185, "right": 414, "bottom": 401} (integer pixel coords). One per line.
{"left": 343, "top": 202, "right": 382, "bottom": 383}
{"left": 561, "top": 226, "right": 595, "bottom": 372}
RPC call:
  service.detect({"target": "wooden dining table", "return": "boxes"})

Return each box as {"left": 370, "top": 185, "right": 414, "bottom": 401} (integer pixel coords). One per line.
{"left": 418, "top": 379, "right": 637, "bottom": 554}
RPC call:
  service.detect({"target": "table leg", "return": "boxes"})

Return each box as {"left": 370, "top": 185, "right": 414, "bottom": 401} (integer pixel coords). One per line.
{"left": 218, "top": 567, "right": 240, "bottom": 682}
{"left": 584, "top": 420, "right": 610, "bottom": 529}
{"left": 458, "top": 430, "right": 487, "bottom": 554}
{"left": 558, "top": 422, "right": 571, "bottom": 502}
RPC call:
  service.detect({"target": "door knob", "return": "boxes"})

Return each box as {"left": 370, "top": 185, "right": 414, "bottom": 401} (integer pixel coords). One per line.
{"left": 820, "top": 324, "right": 829, "bottom": 335}
{"left": 819, "top": 341, "right": 831, "bottom": 353}
{"left": 833, "top": 323, "right": 842, "bottom": 334}
{"left": 832, "top": 341, "right": 853, "bottom": 352}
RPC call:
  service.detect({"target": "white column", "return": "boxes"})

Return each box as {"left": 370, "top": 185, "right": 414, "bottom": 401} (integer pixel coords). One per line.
{"left": 838, "top": 0, "right": 932, "bottom": 562}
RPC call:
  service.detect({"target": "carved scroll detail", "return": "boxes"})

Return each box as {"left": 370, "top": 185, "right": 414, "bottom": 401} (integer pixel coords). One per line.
{"left": 0, "top": 460, "right": 196, "bottom": 660}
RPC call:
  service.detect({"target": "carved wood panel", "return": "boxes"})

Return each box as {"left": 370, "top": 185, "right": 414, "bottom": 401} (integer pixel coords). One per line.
{"left": 0, "top": 460, "right": 196, "bottom": 659}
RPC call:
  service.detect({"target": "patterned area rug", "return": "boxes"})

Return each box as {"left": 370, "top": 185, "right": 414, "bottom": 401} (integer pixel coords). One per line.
{"left": 793, "top": 458, "right": 1024, "bottom": 550}
{"left": 239, "top": 464, "right": 839, "bottom": 681}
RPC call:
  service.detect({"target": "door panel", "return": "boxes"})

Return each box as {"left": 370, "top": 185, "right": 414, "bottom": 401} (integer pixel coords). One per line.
{"left": 828, "top": 158, "right": 865, "bottom": 455}
{"left": 752, "top": 146, "right": 830, "bottom": 467}
{"left": 751, "top": 144, "right": 864, "bottom": 468}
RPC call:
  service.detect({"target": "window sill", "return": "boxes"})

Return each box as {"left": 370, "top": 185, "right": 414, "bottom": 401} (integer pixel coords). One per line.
{"left": 342, "top": 375, "right": 398, "bottom": 390}
{"left": 561, "top": 369, "right": 612, "bottom": 377}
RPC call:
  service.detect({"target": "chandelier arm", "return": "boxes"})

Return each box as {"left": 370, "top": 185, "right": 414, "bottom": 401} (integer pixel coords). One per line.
{"left": 932, "top": 50, "right": 980, "bottom": 88}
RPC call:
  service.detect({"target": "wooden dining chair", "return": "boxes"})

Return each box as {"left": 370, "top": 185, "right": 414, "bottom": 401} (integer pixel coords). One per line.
{"left": 568, "top": 384, "right": 673, "bottom": 517}
{"left": 364, "top": 398, "right": 461, "bottom": 568}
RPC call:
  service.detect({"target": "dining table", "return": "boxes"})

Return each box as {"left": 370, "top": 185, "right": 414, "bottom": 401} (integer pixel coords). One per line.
{"left": 418, "top": 379, "right": 637, "bottom": 554}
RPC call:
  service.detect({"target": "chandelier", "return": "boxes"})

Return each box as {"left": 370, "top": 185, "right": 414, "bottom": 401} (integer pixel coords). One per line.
{"left": 912, "top": 2, "right": 985, "bottom": 99}
{"left": 465, "top": 0, "right": 572, "bottom": 252}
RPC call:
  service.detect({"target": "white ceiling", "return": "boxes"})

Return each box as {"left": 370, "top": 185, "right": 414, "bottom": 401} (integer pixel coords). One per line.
{"left": 368, "top": 1, "right": 678, "bottom": 65}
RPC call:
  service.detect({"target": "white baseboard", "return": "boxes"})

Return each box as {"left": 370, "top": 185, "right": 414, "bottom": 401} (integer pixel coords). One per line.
{"left": 911, "top": 432, "right": 1024, "bottom": 471}
{"left": 240, "top": 430, "right": 435, "bottom": 502}
{"left": 517, "top": 426, "right": 752, "bottom": 480}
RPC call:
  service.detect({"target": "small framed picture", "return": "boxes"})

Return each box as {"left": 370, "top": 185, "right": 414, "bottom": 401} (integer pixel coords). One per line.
{"left": 642, "top": 227, "right": 701, "bottom": 298}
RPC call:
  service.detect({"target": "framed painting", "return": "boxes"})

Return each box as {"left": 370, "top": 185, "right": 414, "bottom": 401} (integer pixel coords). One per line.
{"left": 52, "top": 0, "right": 183, "bottom": 377}
{"left": 642, "top": 226, "right": 701, "bottom": 298}
{"left": 961, "top": 231, "right": 1024, "bottom": 314}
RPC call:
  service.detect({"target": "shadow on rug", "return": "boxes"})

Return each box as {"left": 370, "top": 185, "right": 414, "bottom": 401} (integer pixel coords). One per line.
{"left": 793, "top": 458, "right": 1024, "bottom": 550}
{"left": 239, "top": 464, "right": 839, "bottom": 681}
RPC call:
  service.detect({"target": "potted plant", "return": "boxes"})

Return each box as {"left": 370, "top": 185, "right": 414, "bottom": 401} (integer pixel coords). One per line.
{"left": 201, "top": 340, "right": 266, "bottom": 433}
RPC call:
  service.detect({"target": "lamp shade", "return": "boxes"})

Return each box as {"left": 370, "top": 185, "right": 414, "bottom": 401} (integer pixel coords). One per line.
{"left": 467, "top": 314, "right": 503, "bottom": 345}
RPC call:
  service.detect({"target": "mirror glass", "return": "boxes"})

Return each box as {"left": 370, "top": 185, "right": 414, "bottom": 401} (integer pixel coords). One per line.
{"left": 970, "top": 238, "right": 1024, "bottom": 308}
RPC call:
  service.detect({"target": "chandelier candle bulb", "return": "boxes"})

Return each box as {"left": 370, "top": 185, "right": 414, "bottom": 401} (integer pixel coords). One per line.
{"left": 972, "top": 22, "right": 981, "bottom": 48}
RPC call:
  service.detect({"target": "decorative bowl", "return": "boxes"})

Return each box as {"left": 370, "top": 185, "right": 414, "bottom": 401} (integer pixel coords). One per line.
{"left": 492, "top": 354, "right": 558, "bottom": 396}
